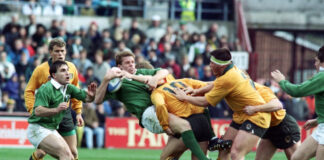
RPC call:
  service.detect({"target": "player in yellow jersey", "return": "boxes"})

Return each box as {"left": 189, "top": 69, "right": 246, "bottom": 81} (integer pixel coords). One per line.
{"left": 135, "top": 61, "right": 232, "bottom": 160}
{"left": 172, "top": 48, "right": 271, "bottom": 160}
{"left": 25, "top": 38, "right": 82, "bottom": 160}
{"left": 243, "top": 83, "right": 300, "bottom": 160}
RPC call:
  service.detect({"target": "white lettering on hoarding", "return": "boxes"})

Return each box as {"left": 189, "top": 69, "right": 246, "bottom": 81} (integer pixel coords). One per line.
{"left": 107, "top": 127, "right": 127, "bottom": 136}
{"left": 126, "top": 119, "right": 168, "bottom": 147}
{"left": 127, "top": 120, "right": 142, "bottom": 147}
{"left": 0, "top": 121, "right": 28, "bottom": 145}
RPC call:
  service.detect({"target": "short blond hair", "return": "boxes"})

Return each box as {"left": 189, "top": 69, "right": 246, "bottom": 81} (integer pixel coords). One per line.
{"left": 115, "top": 51, "right": 135, "bottom": 65}
{"left": 49, "top": 38, "right": 66, "bottom": 51}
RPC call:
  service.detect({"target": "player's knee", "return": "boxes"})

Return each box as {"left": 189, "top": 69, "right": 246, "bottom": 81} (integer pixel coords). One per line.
{"left": 35, "top": 149, "right": 46, "bottom": 159}
{"left": 230, "top": 147, "right": 243, "bottom": 160}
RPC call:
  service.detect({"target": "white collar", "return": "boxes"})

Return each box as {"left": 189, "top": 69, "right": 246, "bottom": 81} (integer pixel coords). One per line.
{"left": 50, "top": 78, "right": 65, "bottom": 89}
{"left": 320, "top": 66, "right": 324, "bottom": 71}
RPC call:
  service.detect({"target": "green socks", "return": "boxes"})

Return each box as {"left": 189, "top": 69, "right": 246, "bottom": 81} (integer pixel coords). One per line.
{"left": 204, "top": 109, "right": 216, "bottom": 138}
{"left": 182, "top": 130, "right": 209, "bottom": 160}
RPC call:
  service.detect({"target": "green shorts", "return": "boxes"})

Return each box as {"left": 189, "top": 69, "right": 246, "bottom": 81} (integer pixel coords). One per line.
{"left": 230, "top": 120, "right": 268, "bottom": 138}
{"left": 57, "top": 108, "right": 76, "bottom": 136}
{"left": 262, "top": 114, "right": 300, "bottom": 149}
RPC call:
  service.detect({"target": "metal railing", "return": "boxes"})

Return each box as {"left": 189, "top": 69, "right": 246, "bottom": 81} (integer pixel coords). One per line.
{"left": 0, "top": 0, "right": 233, "bottom": 21}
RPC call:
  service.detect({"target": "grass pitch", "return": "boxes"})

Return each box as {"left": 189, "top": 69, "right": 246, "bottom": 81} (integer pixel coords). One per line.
{"left": 0, "top": 148, "right": 311, "bottom": 160}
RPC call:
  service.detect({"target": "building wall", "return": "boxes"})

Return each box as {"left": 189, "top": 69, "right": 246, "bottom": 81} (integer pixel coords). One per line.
{"left": 251, "top": 31, "right": 317, "bottom": 81}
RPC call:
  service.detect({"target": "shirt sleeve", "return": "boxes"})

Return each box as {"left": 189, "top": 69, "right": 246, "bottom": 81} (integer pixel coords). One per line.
{"left": 24, "top": 67, "right": 43, "bottom": 114}
{"left": 151, "top": 91, "right": 169, "bottom": 131}
{"left": 205, "top": 79, "right": 231, "bottom": 106}
{"left": 255, "top": 83, "right": 277, "bottom": 103}
{"left": 34, "top": 87, "right": 49, "bottom": 109}
{"left": 68, "top": 85, "right": 87, "bottom": 102}
{"left": 279, "top": 73, "right": 324, "bottom": 97}
{"left": 70, "top": 63, "right": 83, "bottom": 114}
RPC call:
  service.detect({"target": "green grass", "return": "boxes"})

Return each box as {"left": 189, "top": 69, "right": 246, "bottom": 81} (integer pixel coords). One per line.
{"left": 0, "top": 148, "right": 296, "bottom": 160}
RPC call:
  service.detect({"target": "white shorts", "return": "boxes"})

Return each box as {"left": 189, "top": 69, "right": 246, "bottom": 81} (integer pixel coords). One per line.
{"left": 311, "top": 123, "right": 324, "bottom": 145}
{"left": 27, "top": 123, "right": 61, "bottom": 148}
{"left": 141, "top": 106, "right": 164, "bottom": 134}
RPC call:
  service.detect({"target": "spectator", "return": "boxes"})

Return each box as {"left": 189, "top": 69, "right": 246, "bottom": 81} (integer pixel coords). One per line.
{"left": 80, "top": 0, "right": 96, "bottom": 16}
{"left": 25, "top": 15, "right": 37, "bottom": 36}
{"left": 93, "top": 50, "right": 110, "bottom": 82}
{"left": 2, "top": 14, "right": 21, "bottom": 35}
{"left": 84, "top": 67, "right": 100, "bottom": 88}
{"left": 284, "top": 95, "right": 309, "bottom": 121}
{"left": 5, "top": 99, "right": 15, "bottom": 113}
{"left": 129, "top": 19, "right": 146, "bottom": 45}
{"left": 0, "top": 92, "right": 9, "bottom": 111}
{"left": 22, "top": 0, "right": 42, "bottom": 16}
{"left": 147, "top": 49, "right": 163, "bottom": 68}
{"left": 49, "top": 19, "right": 60, "bottom": 38}
{"left": 63, "top": 0, "right": 76, "bottom": 15}
{"left": 73, "top": 49, "right": 93, "bottom": 75}
{"left": 201, "top": 65, "right": 215, "bottom": 81}
{"left": 43, "top": 0, "right": 63, "bottom": 16}
{"left": 25, "top": 56, "right": 41, "bottom": 82}
{"left": 109, "top": 17, "right": 123, "bottom": 43}
{"left": 0, "top": 51, "right": 16, "bottom": 81}
{"left": 2, "top": 73, "right": 19, "bottom": 103}
{"left": 32, "top": 24, "right": 46, "bottom": 48}
{"left": 162, "top": 54, "right": 181, "bottom": 78}
{"left": 82, "top": 103, "right": 104, "bottom": 149}
{"left": 146, "top": 15, "right": 165, "bottom": 43}
{"left": 7, "top": 38, "right": 30, "bottom": 65}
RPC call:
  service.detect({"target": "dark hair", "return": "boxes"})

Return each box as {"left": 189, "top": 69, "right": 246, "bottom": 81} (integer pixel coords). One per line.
{"left": 50, "top": 60, "right": 68, "bottom": 78}
{"left": 318, "top": 46, "right": 324, "bottom": 62}
{"left": 210, "top": 48, "right": 231, "bottom": 61}
{"left": 115, "top": 51, "right": 135, "bottom": 65}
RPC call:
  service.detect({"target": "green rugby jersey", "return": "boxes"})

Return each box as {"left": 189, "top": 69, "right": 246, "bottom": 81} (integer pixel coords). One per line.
{"left": 104, "top": 68, "right": 160, "bottom": 125}
{"left": 279, "top": 71, "right": 324, "bottom": 124}
{"left": 28, "top": 79, "right": 87, "bottom": 129}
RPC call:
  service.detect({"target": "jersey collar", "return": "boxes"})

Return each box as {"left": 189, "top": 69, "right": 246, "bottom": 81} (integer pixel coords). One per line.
{"left": 51, "top": 78, "right": 68, "bottom": 98}
{"left": 222, "top": 63, "right": 234, "bottom": 75}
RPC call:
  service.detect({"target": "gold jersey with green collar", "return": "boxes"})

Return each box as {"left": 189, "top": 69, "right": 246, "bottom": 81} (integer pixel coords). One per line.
{"left": 151, "top": 78, "right": 207, "bottom": 131}
{"left": 205, "top": 64, "right": 271, "bottom": 128}
{"left": 255, "top": 83, "right": 286, "bottom": 127}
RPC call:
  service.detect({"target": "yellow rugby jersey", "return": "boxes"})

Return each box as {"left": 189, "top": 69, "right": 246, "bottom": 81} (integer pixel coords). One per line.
{"left": 205, "top": 64, "right": 271, "bottom": 128}
{"left": 255, "top": 83, "right": 286, "bottom": 127}
{"left": 24, "top": 60, "right": 82, "bottom": 114}
{"left": 151, "top": 78, "right": 207, "bottom": 130}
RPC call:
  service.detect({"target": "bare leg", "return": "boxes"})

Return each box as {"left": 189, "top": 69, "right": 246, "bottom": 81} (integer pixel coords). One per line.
{"left": 160, "top": 136, "right": 187, "bottom": 160}
{"left": 218, "top": 126, "right": 238, "bottom": 160}
{"left": 291, "top": 136, "right": 317, "bottom": 160}
{"left": 231, "top": 130, "right": 260, "bottom": 160}
{"left": 315, "top": 144, "right": 324, "bottom": 160}
{"left": 255, "top": 139, "right": 277, "bottom": 160}
{"left": 284, "top": 142, "right": 300, "bottom": 160}
{"left": 63, "top": 134, "right": 78, "bottom": 159}
{"left": 38, "top": 134, "right": 73, "bottom": 160}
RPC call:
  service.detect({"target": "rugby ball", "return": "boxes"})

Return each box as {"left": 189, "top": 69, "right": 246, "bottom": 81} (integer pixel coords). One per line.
{"left": 107, "top": 77, "right": 122, "bottom": 93}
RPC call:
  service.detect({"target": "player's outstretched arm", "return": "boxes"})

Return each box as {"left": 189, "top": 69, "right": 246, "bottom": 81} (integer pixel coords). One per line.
{"left": 243, "top": 99, "right": 283, "bottom": 115}
{"left": 303, "top": 118, "right": 318, "bottom": 130}
{"left": 147, "top": 69, "right": 169, "bottom": 90}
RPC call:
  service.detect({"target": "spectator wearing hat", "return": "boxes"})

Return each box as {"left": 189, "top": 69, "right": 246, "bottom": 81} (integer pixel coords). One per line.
{"left": 146, "top": 15, "right": 165, "bottom": 43}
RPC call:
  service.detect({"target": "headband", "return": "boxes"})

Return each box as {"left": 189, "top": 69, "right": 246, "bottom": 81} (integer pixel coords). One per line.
{"left": 210, "top": 56, "right": 231, "bottom": 65}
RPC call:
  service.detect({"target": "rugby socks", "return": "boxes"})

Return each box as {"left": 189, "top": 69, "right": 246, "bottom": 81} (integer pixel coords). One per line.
{"left": 30, "top": 151, "right": 43, "bottom": 160}
{"left": 203, "top": 109, "right": 216, "bottom": 138}
{"left": 182, "top": 130, "right": 209, "bottom": 160}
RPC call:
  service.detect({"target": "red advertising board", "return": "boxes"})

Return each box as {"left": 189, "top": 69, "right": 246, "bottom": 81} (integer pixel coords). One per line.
{"left": 0, "top": 117, "right": 317, "bottom": 149}
{"left": 0, "top": 117, "right": 32, "bottom": 148}
{"left": 105, "top": 118, "right": 317, "bottom": 149}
